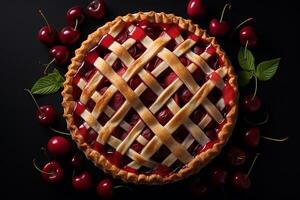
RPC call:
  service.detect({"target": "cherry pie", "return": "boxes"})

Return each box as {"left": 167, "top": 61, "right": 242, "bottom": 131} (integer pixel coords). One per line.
{"left": 62, "top": 12, "right": 238, "bottom": 184}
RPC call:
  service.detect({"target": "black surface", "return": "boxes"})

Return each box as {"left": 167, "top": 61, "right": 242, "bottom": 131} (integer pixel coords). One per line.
{"left": 0, "top": 0, "right": 299, "bottom": 199}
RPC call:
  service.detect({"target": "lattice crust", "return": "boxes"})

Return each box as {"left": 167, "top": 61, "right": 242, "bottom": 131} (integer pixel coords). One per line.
{"left": 62, "top": 12, "right": 238, "bottom": 184}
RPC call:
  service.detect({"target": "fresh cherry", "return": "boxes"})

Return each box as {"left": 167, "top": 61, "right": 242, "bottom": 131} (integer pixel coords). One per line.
{"left": 232, "top": 171, "right": 251, "bottom": 190}
{"left": 49, "top": 45, "right": 70, "bottom": 65}
{"left": 66, "top": 6, "right": 85, "bottom": 26}
{"left": 190, "top": 179, "right": 209, "bottom": 197}
{"left": 36, "top": 105, "right": 57, "bottom": 125}
{"left": 244, "top": 127, "right": 260, "bottom": 147}
{"left": 96, "top": 179, "right": 113, "bottom": 199}
{"left": 211, "top": 168, "right": 228, "bottom": 187}
{"left": 72, "top": 171, "right": 93, "bottom": 191}
{"left": 24, "top": 89, "right": 57, "bottom": 125}
{"left": 86, "top": 0, "right": 106, "bottom": 20}
{"left": 37, "top": 10, "right": 57, "bottom": 45}
{"left": 47, "top": 136, "right": 71, "bottom": 157}
{"left": 242, "top": 95, "right": 262, "bottom": 113}
{"left": 232, "top": 153, "right": 260, "bottom": 191}
{"left": 187, "top": 0, "right": 206, "bottom": 19}
{"left": 70, "top": 153, "right": 83, "bottom": 168}
{"left": 227, "top": 147, "right": 246, "bottom": 166}
{"left": 239, "top": 26, "right": 257, "bottom": 48}
{"left": 209, "top": 3, "right": 231, "bottom": 37}
{"left": 59, "top": 26, "right": 80, "bottom": 45}
{"left": 244, "top": 127, "right": 289, "bottom": 147}
{"left": 33, "top": 159, "right": 63, "bottom": 184}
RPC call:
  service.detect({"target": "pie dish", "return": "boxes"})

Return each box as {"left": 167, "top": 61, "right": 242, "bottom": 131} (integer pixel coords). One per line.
{"left": 62, "top": 11, "right": 238, "bottom": 184}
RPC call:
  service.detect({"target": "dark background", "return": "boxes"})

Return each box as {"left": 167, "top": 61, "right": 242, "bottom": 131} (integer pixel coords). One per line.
{"left": 0, "top": 0, "right": 299, "bottom": 199}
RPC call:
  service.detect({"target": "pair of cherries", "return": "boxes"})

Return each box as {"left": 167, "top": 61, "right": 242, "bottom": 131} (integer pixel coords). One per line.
{"left": 187, "top": 0, "right": 257, "bottom": 48}
{"left": 38, "top": 0, "right": 106, "bottom": 69}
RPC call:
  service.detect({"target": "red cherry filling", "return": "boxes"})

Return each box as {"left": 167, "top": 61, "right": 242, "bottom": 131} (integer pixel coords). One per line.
{"left": 71, "top": 21, "right": 234, "bottom": 176}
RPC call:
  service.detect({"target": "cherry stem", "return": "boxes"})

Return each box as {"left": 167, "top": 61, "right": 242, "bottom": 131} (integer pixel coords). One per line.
{"left": 49, "top": 127, "right": 71, "bottom": 136}
{"left": 24, "top": 88, "right": 42, "bottom": 113}
{"left": 220, "top": 3, "right": 231, "bottom": 23}
{"left": 44, "top": 58, "right": 55, "bottom": 74}
{"left": 233, "top": 17, "right": 254, "bottom": 33}
{"left": 244, "top": 112, "right": 269, "bottom": 125}
{"left": 32, "top": 159, "right": 53, "bottom": 175}
{"left": 74, "top": 19, "right": 78, "bottom": 31}
{"left": 252, "top": 75, "right": 258, "bottom": 100}
{"left": 38, "top": 10, "right": 52, "bottom": 35}
{"left": 261, "top": 136, "right": 289, "bottom": 142}
{"left": 113, "top": 185, "right": 133, "bottom": 191}
{"left": 247, "top": 153, "right": 260, "bottom": 176}
{"left": 244, "top": 40, "right": 249, "bottom": 59}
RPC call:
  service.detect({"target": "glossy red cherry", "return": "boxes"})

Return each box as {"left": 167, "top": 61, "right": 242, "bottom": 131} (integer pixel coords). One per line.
{"left": 66, "top": 6, "right": 85, "bottom": 26}
{"left": 239, "top": 26, "right": 257, "bottom": 48}
{"left": 180, "top": 89, "right": 193, "bottom": 104}
{"left": 59, "top": 26, "right": 80, "bottom": 45}
{"left": 211, "top": 168, "right": 228, "bottom": 187}
{"left": 187, "top": 0, "right": 206, "bottom": 19}
{"left": 49, "top": 45, "right": 70, "bottom": 65}
{"left": 232, "top": 171, "right": 251, "bottom": 190}
{"left": 86, "top": 0, "right": 106, "bottom": 20}
{"left": 209, "top": 19, "right": 229, "bottom": 36}
{"left": 156, "top": 108, "right": 173, "bottom": 125}
{"left": 244, "top": 127, "right": 260, "bottom": 147}
{"left": 96, "top": 179, "right": 113, "bottom": 199}
{"left": 72, "top": 171, "right": 93, "bottom": 191}
{"left": 227, "top": 147, "right": 246, "bottom": 166}
{"left": 70, "top": 153, "right": 83, "bottom": 168}
{"left": 209, "top": 3, "right": 231, "bottom": 36}
{"left": 32, "top": 159, "right": 64, "bottom": 184}
{"left": 47, "top": 136, "right": 71, "bottom": 157}
{"left": 243, "top": 95, "right": 262, "bottom": 113}
{"left": 190, "top": 179, "right": 209, "bottom": 197}
{"left": 38, "top": 26, "right": 57, "bottom": 45}
{"left": 36, "top": 105, "right": 57, "bottom": 125}
{"left": 37, "top": 10, "right": 57, "bottom": 45}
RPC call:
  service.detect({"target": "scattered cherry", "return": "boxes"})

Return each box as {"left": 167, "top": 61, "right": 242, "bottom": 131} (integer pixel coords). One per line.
{"left": 47, "top": 136, "right": 71, "bottom": 157}
{"left": 86, "top": 0, "right": 106, "bottom": 20}
{"left": 232, "top": 171, "right": 251, "bottom": 190}
{"left": 209, "top": 3, "right": 231, "bottom": 36}
{"left": 49, "top": 45, "right": 70, "bottom": 66}
{"left": 244, "top": 127, "right": 260, "bottom": 147}
{"left": 59, "top": 26, "right": 80, "bottom": 45}
{"left": 190, "top": 179, "right": 209, "bottom": 197}
{"left": 244, "top": 127, "right": 289, "bottom": 147}
{"left": 70, "top": 153, "right": 83, "bottom": 168}
{"left": 243, "top": 95, "right": 262, "bottom": 113}
{"left": 24, "top": 89, "right": 57, "bottom": 125}
{"left": 37, "top": 10, "right": 57, "bottom": 45}
{"left": 36, "top": 105, "right": 57, "bottom": 125}
{"left": 33, "top": 159, "right": 63, "bottom": 184}
{"left": 66, "top": 6, "right": 85, "bottom": 26}
{"left": 96, "top": 179, "right": 113, "bottom": 199}
{"left": 211, "top": 168, "right": 228, "bottom": 187}
{"left": 239, "top": 26, "right": 257, "bottom": 48}
{"left": 227, "top": 146, "right": 246, "bottom": 166}
{"left": 72, "top": 171, "right": 93, "bottom": 191}
{"left": 232, "top": 153, "right": 260, "bottom": 191}
{"left": 187, "top": 0, "right": 206, "bottom": 19}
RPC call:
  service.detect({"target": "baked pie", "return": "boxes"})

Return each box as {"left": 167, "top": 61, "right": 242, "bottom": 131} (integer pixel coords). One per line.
{"left": 62, "top": 12, "right": 238, "bottom": 184}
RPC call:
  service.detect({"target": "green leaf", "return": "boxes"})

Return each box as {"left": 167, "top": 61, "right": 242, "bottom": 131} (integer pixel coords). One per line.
{"left": 238, "top": 71, "right": 253, "bottom": 86}
{"left": 256, "top": 58, "right": 280, "bottom": 81}
{"left": 238, "top": 47, "right": 255, "bottom": 71}
{"left": 31, "top": 68, "right": 65, "bottom": 95}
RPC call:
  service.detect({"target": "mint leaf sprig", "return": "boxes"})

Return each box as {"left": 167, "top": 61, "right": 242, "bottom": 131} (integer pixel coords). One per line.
{"left": 31, "top": 68, "right": 65, "bottom": 95}
{"left": 237, "top": 47, "right": 280, "bottom": 99}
